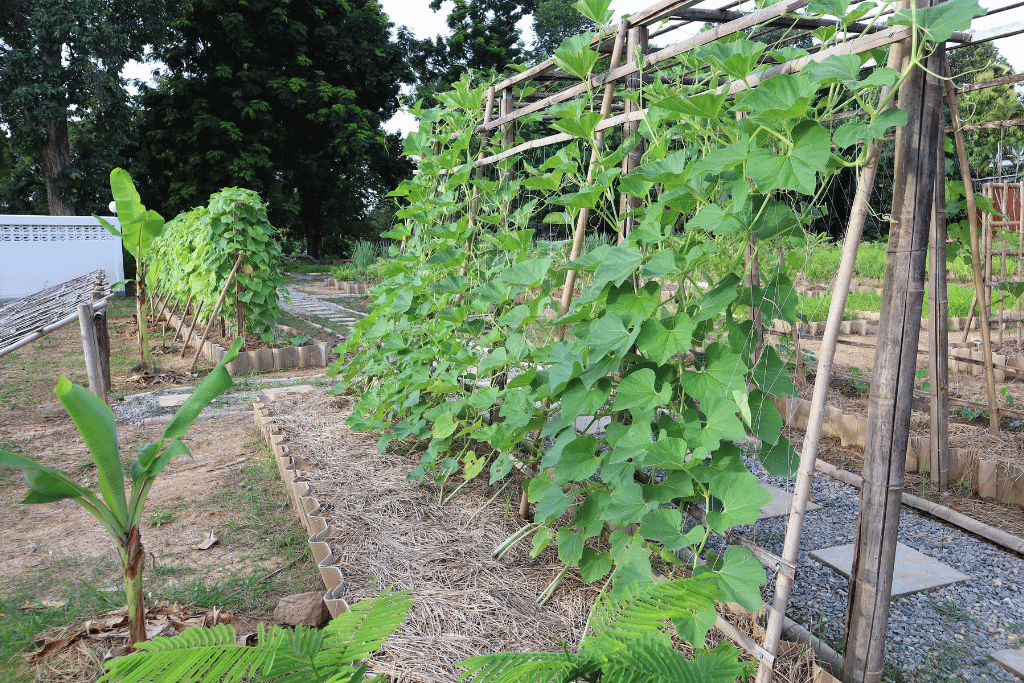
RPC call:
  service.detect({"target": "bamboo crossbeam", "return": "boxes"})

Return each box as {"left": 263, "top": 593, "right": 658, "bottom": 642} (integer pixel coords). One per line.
{"left": 667, "top": 6, "right": 888, "bottom": 36}
{"left": 956, "top": 71, "right": 1024, "bottom": 94}
{"left": 945, "top": 117, "right": 1024, "bottom": 132}
{"left": 948, "top": 19, "right": 1024, "bottom": 48}
{"left": 479, "top": 0, "right": 810, "bottom": 133}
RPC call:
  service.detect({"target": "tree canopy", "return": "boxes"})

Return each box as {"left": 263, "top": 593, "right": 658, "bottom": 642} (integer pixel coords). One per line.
{"left": 0, "top": 0, "right": 165, "bottom": 215}
{"left": 405, "top": 0, "right": 538, "bottom": 106}
{"left": 949, "top": 43, "right": 1024, "bottom": 179}
{"left": 531, "top": 0, "right": 594, "bottom": 59}
{"left": 137, "top": 0, "right": 414, "bottom": 258}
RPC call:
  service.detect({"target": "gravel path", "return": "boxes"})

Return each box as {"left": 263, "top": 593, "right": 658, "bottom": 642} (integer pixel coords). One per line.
{"left": 748, "top": 457, "right": 1024, "bottom": 681}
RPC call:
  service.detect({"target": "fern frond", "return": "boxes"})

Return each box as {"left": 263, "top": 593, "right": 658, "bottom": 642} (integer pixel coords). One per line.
{"left": 458, "top": 652, "right": 581, "bottom": 683}
{"left": 586, "top": 576, "right": 721, "bottom": 643}
{"left": 312, "top": 590, "right": 413, "bottom": 668}
{"left": 602, "top": 638, "right": 746, "bottom": 683}
{"left": 98, "top": 644, "right": 260, "bottom": 683}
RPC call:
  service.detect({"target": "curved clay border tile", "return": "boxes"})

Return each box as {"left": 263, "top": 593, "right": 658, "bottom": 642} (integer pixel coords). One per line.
{"left": 254, "top": 394, "right": 349, "bottom": 617}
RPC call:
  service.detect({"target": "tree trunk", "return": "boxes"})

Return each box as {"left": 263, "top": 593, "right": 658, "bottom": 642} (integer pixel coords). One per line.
{"left": 303, "top": 205, "right": 325, "bottom": 260}
{"left": 40, "top": 118, "right": 73, "bottom": 216}
{"left": 122, "top": 525, "right": 147, "bottom": 647}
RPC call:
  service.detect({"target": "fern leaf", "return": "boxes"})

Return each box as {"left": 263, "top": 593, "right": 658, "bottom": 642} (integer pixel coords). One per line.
{"left": 98, "top": 644, "right": 260, "bottom": 683}
{"left": 602, "top": 638, "right": 746, "bottom": 683}
{"left": 312, "top": 590, "right": 413, "bottom": 668}
{"left": 458, "top": 652, "right": 582, "bottom": 683}
{"left": 586, "top": 576, "right": 721, "bottom": 643}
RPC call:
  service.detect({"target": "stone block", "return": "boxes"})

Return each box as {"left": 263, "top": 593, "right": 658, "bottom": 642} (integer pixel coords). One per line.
{"left": 991, "top": 648, "right": 1024, "bottom": 679}
{"left": 971, "top": 349, "right": 984, "bottom": 376}
{"left": 274, "top": 592, "right": 330, "bottom": 627}
{"left": 809, "top": 542, "right": 969, "bottom": 598}
{"left": 251, "top": 348, "right": 274, "bottom": 372}
{"left": 840, "top": 320, "right": 852, "bottom": 334}
{"left": 758, "top": 483, "right": 822, "bottom": 519}
{"left": 979, "top": 459, "right": 998, "bottom": 499}
{"left": 225, "top": 351, "right": 251, "bottom": 375}
{"left": 262, "top": 384, "right": 316, "bottom": 400}
{"left": 851, "top": 320, "right": 868, "bottom": 335}
{"left": 158, "top": 394, "right": 190, "bottom": 408}
{"left": 274, "top": 346, "right": 302, "bottom": 370}
{"left": 994, "top": 353, "right": 1007, "bottom": 382}
{"left": 299, "top": 344, "right": 322, "bottom": 367}
{"left": 840, "top": 413, "right": 868, "bottom": 448}
{"left": 823, "top": 405, "right": 844, "bottom": 440}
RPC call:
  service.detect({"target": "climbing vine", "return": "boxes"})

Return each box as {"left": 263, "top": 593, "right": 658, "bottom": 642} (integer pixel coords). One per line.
{"left": 148, "top": 188, "right": 285, "bottom": 340}
{"left": 330, "top": 0, "right": 982, "bottom": 663}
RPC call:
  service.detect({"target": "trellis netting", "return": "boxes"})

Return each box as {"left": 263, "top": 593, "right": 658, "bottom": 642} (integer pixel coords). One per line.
{"left": 330, "top": 0, "right": 983, "bottom": 673}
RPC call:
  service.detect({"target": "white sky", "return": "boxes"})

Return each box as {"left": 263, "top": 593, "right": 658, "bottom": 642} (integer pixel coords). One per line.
{"left": 122, "top": 0, "right": 1024, "bottom": 136}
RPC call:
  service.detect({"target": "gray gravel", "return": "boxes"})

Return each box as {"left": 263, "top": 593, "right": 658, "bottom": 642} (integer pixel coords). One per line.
{"left": 111, "top": 374, "right": 329, "bottom": 425}
{"left": 745, "top": 456, "right": 1024, "bottom": 681}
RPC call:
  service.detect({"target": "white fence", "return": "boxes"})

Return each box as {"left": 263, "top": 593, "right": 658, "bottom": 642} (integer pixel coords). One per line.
{"left": 1, "top": 215, "right": 124, "bottom": 301}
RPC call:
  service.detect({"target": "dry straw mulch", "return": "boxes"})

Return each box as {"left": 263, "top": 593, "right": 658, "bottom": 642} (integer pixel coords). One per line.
{"left": 264, "top": 390, "right": 825, "bottom": 683}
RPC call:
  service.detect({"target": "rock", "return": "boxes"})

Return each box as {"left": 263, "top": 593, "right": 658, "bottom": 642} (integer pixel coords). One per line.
{"left": 274, "top": 592, "right": 329, "bottom": 627}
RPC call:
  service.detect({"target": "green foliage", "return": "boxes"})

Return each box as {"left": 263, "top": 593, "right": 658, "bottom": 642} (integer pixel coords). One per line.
{"left": 460, "top": 577, "right": 748, "bottom": 682}
{"left": 0, "top": 0, "right": 170, "bottom": 215}
{"left": 354, "top": 241, "right": 387, "bottom": 270}
{"left": 0, "top": 338, "right": 244, "bottom": 645}
{"left": 95, "top": 169, "right": 166, "bottom": 368}
{"left": 138, "top": 0, "right": 413, "bottom": 258}
{"left": 148, "top": 188, "right": 286, "bottom": 341}
{"left": 404, "top": 0, "right": 538, "bottom": 106}
{"left": 98, "top": 590, "right": 411, "bottom": 682}
{"left": 332, "top": 0, "right": 980, "bottom": 664}
{"left": 532, "top": 0, "right": 596, "bottom": 59}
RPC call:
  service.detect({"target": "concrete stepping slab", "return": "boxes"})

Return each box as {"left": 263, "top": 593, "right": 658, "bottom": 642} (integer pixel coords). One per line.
{"left": 991, "top": 648, "right": 1024, "bottom": 679}
{"left": 758, "top": 483, "right": 822, "bottom": 519}
{"left": 260, "top": 385, "right": 317, "bottom": 400}
{"left": 158, "top": 394, "right": 191, "bottom": 407}
{"left": 809, "top": 542, "right": 970, "bottom": 598}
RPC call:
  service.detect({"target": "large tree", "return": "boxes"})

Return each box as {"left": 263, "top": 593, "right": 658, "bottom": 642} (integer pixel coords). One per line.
{"left": 0, "top": 0, "right": 164, "bottom": 215}
{"left": 138, "top": 0, "right": 413, "bottom": 258}
{"left": 405, "top": 0, "right": 538, "bottom": 106}
{"left": 531, "top": 0, "right": 593, "bottom": 60}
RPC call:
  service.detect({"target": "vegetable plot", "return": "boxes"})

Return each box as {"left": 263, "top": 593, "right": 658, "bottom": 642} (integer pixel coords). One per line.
{"left": 330, "top": 0, "right": 982, "bottom": 672}
{"left": 148, "top": 188, "right": 286, "bottom": 344}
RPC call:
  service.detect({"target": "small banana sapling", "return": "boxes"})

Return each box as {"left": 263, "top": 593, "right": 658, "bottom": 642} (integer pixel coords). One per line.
{"left": 0, "top": 337, "right": 244, "bottom": 646}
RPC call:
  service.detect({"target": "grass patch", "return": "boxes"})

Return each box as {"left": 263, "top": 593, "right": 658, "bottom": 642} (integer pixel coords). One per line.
{"left": 277, "top": 310, "right": 340, "bottom": 341}
{"left": 0, "top": 558, "right": 121, "bottom": 683}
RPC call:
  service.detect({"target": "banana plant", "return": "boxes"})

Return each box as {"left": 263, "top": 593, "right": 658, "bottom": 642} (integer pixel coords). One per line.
{"left": 0, "top": 337, "right": 244, "bottom": 646}
{"left": 95, "top": 168, "right": 165, "bottom": 370}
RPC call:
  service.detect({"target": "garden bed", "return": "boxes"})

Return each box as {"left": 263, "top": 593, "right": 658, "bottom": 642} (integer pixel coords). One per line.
{"left": 156, "top": 297, "right": 332, "bottom": 372}
{"left": 253, "top": 388, "right": 831, "bottom": 682}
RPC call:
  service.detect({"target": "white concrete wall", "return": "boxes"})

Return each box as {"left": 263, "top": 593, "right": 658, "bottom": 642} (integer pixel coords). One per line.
{"left": 0, "top": 215, "right": 125, "bottom": 300}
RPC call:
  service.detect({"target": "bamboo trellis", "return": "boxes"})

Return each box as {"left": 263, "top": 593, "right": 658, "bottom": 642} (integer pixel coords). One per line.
{"left": 414, "top": 1, "right": 1024, "bottom": 681}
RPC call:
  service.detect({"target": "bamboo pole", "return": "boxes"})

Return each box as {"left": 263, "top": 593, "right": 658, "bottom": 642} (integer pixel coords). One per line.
{"left": 841, "top": 27, "right": 943, "bottom": 683}
{"left": 928, "top": 133, "right": 951, "bottom": 490}
{"left": 171, "top": 294, "right": 192, "bottom": 340}
{"left": 555, "top": 19, "right": 628, "bottom": 339}
{"left": 179, "top": 297, "right": 207, "bottom": 358}
{"left": 189, "top": 254, "right": 244, "bottom": 373}
{"left": 618, "top": 25, "right": 649, "bottom": 244}
{"left": 78, "top": 302, "right": 107, "bottom": 404}
{"left": 1000, "top": 182, "right": 1009, "bottom": 344}
{"left": 1017, "top": 181, "right": 1022, "bottom": 345}
{"left": 945, "top": 56, "right": 1000, "bottom": 433}
{"left": 755, "top": 30, "right": 908, "bottom": 683}
{"left": 780, "top": 246, "right": 803, "bottom": 374}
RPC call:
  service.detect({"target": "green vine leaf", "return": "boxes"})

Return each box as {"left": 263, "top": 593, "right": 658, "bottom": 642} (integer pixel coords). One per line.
{"left": 747, "top": 120, "right": 830, "bottom": 194}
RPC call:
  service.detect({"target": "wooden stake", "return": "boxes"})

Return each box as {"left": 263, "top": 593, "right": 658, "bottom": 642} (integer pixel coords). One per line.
{"left": 171, "top": 294, "right": 192, "bottom": 340}
{"left": 1017, "top": 181, "right": 1022, "bottom": 345}
{"left": 78, "top": 303, "right": 107, "bottom": 404}
{"left": 453, "top": 87, "right": 496, "bottom": 308}
{"left": 929, "top": 133, "right": 951, "bottom": 490}
{"left": 756, "top": 28, "right": 908, "bottom": 683}
{"left": 179, "top": 297, "right": 206, "bottom": 358}
{"left": 91, "top": 272, "right": 111, "bottom": 393}
{"left": 841, "top": 26, "right": 943, "bottom": 683}
{"left": 944, "top": 56, "right": 1000, "bottom": 434}
{"left": 189, "top": 254, "right": 245, "bottom": 373}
